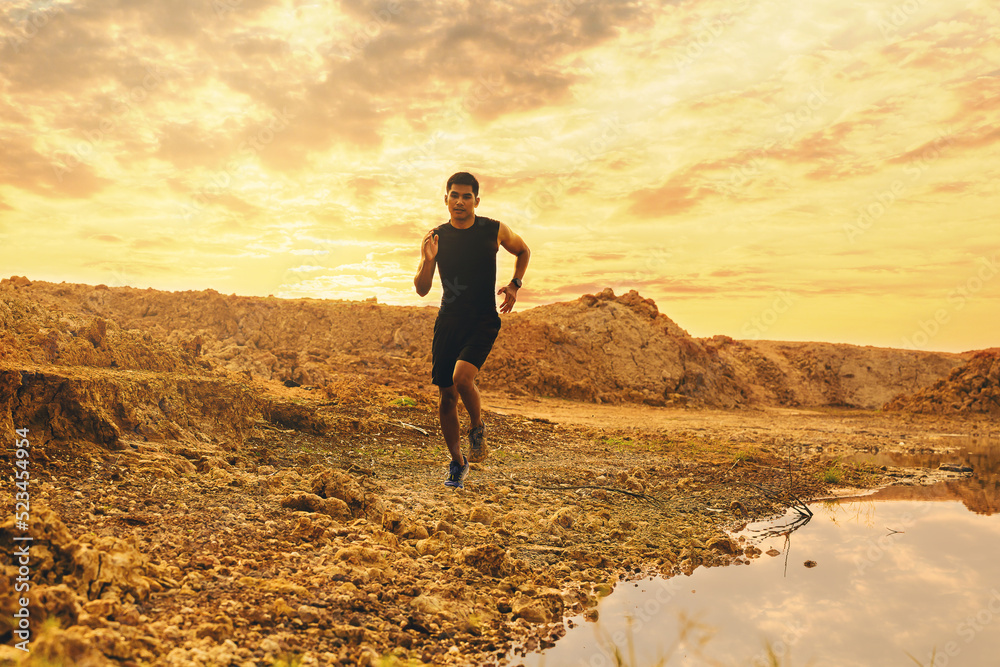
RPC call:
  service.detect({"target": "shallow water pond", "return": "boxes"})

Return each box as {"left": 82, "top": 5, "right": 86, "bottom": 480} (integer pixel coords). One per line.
{"left": 515, "top": 437, "right": 1000, "bottom": 667}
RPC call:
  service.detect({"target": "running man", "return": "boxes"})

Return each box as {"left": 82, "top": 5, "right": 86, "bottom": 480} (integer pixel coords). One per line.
{"left": 414, "top": 172, "right": 530, "bottom": 488}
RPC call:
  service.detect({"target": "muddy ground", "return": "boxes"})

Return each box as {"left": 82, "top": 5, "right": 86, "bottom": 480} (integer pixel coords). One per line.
{"left": 2, "top": 375, "right": 991, "bottom": 667}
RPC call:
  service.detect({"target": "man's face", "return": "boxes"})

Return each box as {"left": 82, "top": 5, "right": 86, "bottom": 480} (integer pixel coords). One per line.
{"left": 446, "top": 184, "right": 479, "bottom": 223}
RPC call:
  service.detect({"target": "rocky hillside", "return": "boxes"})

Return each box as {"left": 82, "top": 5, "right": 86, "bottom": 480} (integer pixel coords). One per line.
{"left": 485, "top": 289, "right": 748, "bottom": 407}
{"left": 883, "top": 349, "right": 1000, "bottom": 415}
{"left": 704, "top": 337, "right": 967, "bottom": 409}
{"left": 0, "top": 277, "right": 971, "bottom": 410}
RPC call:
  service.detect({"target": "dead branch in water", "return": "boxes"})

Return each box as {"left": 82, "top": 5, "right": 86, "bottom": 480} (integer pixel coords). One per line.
{"left": 738, "top": 481, "right": 814, "bottom": 517}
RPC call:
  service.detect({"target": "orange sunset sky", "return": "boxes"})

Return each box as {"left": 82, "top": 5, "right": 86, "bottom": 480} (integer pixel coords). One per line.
{"left": 1, "top": 0, "right": 997, "bottom": 353}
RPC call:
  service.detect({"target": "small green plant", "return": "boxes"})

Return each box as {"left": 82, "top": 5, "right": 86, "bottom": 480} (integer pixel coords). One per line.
{"left": 390, "top": 396, "right": 417, "bottom": 407}
{"left": 376, "top": 654, "right": 428, "bottom": 667}
{"left": 822, "top": 465, "right": 843, "bottom": 484}
{"left": 271, "top": 653, "right": 303, "bottom": 667}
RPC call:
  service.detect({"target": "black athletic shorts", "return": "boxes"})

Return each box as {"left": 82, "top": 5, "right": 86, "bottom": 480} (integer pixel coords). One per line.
{"left": 431, "top": 312, "right": 502, "bottom": 387}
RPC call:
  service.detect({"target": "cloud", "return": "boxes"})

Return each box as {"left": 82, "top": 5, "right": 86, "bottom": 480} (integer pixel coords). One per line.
{"left": 626, "top": 165, "right": 718, "bottom": 217}
{"left": 0, "top": 0, "right": 997, "bottom": 352}
{"left": 0, "top": 132, "right": 112, "bottom": 198}
{"left": 290, "top": 248, "right": 329, "bottom": 257}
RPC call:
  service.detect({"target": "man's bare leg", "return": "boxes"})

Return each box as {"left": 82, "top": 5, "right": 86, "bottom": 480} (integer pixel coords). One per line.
{"left": 453, "top": 360, "right": 483, "bottom": 429}
{"left": 438, "top": 384, "right": 464, "bottom": 464}
{"left": 454, "top": 359, "right": 490, "bottom": 462}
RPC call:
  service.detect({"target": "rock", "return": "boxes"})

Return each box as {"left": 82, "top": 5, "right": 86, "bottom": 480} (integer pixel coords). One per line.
{"left": 399, "top": 520, "right": 430, "bottom": 540}
{"left": 415, "top": 532, "right": 452, "bottom": 557}
{"left": 297, "top": 605, "right": 322, "bottom": 624}
{"left": 551, "top": 507, "right": 576, "bottom": 529}
{"left": 382, "top": 510, "right": 404, "bottom": 533}
{"left": 311, "top": 468, "right": 380, "bottom": 518}
{"left": 86, "top": 318, "right": 108, "bottom": 348}
{"left": 195, "top": 622, "right": 231, "bottom": 641}
{"left": 273, "top": 598, "right": 296, "bottom": 617}
{"left": 939, "top": 463, "right": 973, "bottom": 473}
{"left": 706, "top": 536, "right": 738, "bottom": 555}
{"left": 35, "top": 584, "right": 83, "bottom": 627}
{"left": 593, "top": 582, "right": 613, "bottom": 597}
{"left": 458, "top": 545, "right": 518, "bottom": 578}
{"left": 885, "top": 349, "right": 1000, "bottom": 415}
{"left": 469, "top": 505, "right": 493, "bottom": 525}
{"left": 280, "top": 492, "right": 351, "bottom": 519}
{"left": 410, "top": 594, "right": 455, "bottom": 625}
{"left": 12, "top": 625, "right": 107, "bottom": 665}
{"left": 433, "top": 519, "right": 463, "bottom": 537}
{"left": 2, "top": 508, "right": 162, "bottom": 611}
{"left": 511, "top": 595, "right": 549, "bottom": 624}
{"left": 334, "top": 545, "right": 386, "bottom": 567}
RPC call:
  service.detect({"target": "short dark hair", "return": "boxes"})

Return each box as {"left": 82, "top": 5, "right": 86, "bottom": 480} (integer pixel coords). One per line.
{"left": 446, "top": 172, "right": 479, "bottom": 197}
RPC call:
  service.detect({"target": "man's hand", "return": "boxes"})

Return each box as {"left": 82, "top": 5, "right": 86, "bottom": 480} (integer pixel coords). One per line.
{"left": 497, "top": 284, "right": 518, "bottom": 313}
{"left": 421, "top": 230, "right": 439, "bottom": 262}
{"left": 415, "top": 229, "right": 439, "bottom": 296}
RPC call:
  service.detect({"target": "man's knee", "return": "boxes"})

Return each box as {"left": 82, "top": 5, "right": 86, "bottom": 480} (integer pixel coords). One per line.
{"left": 453, "top": 362, "right": 478, "bottom": 391}
{"left": 439, "top": 386, "right": 459, "bottom": 410}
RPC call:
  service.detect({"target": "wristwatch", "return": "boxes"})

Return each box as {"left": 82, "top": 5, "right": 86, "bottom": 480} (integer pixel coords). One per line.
{"left": 510, "top": 277, "right": 522, "bottom": 289}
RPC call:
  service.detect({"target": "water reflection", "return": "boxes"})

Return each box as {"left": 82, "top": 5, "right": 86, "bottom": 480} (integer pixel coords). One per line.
{"left": 845, "top": 436, "right": 1000, "bottom": 515}
{"left": 517, "top": 497, "right": 1000, "bottom": 667}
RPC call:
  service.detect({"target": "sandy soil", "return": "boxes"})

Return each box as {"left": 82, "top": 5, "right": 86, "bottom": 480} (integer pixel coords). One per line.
{"left": 2, "top": 378, "right": 985, "bottom": 667}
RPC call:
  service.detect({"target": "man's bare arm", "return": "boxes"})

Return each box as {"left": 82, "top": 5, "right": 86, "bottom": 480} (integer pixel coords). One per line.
{"left": 414, "top": 230, "right": 438, "bottom": 297}
{"left": 497, "top": 223, "right": 530, "bottom": 313}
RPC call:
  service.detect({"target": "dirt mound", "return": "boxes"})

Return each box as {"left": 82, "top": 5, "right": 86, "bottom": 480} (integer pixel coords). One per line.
{"left": 487, "top": 288, "right": 747, "bottom": 407}
{"left": 705, "top": 338, "right": 968, "bottom": 409}
{"left": 0, "top": 507, "right": 172, "bottom": 665}
{"left": 0, "top": 286, "right": 204, "bottom": 373}
{"left": 1, "top": 367, "right": 260, "bottom": 457}
{"left": 884, "top": 349, "right": 1000, "bottom": 415}
{"left": 2, "top": 277, "right": 969, "bottom": 411}
{"left": 1, "top": 277, "right": 433, "bottom": 390}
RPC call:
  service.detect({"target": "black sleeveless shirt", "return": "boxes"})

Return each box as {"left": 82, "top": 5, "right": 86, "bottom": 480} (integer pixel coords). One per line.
{"left": 434, "top": 216, "right": 499, "bottom": 317}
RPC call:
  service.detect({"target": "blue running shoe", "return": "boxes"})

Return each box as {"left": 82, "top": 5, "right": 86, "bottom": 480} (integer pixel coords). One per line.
{"left": 468, "top": 423, "right": 488, "bottom": 463}
{"left": 444, "top": 455, "right": 469, "bottom": 488}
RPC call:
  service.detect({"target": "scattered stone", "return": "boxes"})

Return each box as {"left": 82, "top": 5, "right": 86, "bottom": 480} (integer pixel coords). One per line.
{"left": 706, "top": 536, "right": 738, "bottom": 555}
{"left": 469, "top": 505, "right": 494, "bottom": 525}
{"left": 297, "top": 605, "right": 322, "bottom": 624}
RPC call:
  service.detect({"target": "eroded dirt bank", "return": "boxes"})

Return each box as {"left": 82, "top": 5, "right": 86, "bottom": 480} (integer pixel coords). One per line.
{"left": 0, "top": 278, "right": 968, "bottom": 411}
{"left": 2, "top": 369, "right": 989, "bottom": 666}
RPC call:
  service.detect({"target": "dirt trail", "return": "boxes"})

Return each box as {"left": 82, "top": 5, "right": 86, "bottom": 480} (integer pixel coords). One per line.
{"left": 485, "top": 392, "right": 995, "bottom": 456}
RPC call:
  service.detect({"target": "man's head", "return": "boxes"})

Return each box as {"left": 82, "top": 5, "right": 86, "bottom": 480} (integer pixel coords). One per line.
{"left": 446, "top": 172, "right": 479, "bottom": 197}
{"left": 445, "top": 172, "right": 480, "bottom": 224}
